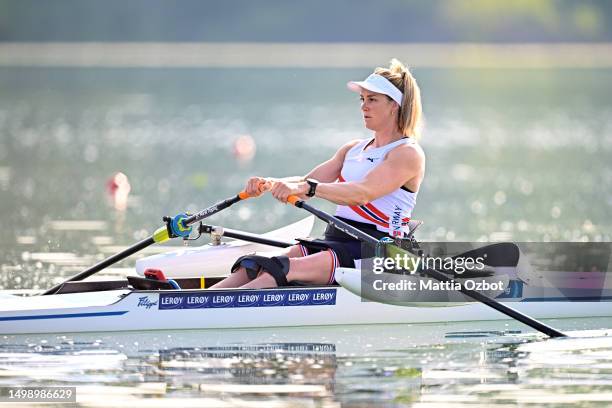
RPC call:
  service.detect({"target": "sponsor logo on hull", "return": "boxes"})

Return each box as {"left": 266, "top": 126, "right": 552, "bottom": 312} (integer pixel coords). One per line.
{"left": 137, "top": 296, "right": 158, "bottom": 309}
{"left": 158, "top": 289, "right": 337, "bottom": 310}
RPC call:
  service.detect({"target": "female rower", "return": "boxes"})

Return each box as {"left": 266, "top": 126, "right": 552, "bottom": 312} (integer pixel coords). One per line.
{"left": 211, "top": 58, "right": 425, "bottom": 289}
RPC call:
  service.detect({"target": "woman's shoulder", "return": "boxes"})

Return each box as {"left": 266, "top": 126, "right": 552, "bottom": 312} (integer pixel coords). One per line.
{"left": 346, "top": 138, "right": 367, "bottom": 148}
{"left": 390, "top": 139, "right": 425, "bottom": 162}
{"left": 333, "top": 139, "right": 367, "bottom": 163}
{"left": 403, "top": 137, "right": 424, "bottom": 153}
{"left": 338, "top": 138, "right": 366, "bottom": 153}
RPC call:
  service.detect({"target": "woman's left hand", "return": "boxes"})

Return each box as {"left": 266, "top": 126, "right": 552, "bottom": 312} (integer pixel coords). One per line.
{"left": 270, "top": 180, "right": 309, "bottom": 203}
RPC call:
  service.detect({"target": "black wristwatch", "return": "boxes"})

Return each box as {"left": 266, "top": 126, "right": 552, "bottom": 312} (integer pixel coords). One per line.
{"left": 305, "top": 178, "right": 319, "bottom": 197}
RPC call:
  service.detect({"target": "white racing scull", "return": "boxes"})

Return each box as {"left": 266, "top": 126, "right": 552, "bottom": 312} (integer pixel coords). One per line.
{"left": 2, "top": 230, "right": 611, "bottom": 335}
{"left": 1, "top": 274, "right": 611, "bottom": 335}
{"left": 1, "top": 271, "right": 611, "bottom": 335}
{"left": 2, "top": 192, "right": 610, "bottom": 336}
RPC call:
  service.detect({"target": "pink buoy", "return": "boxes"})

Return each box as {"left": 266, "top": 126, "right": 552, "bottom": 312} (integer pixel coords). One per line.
{"left": 232, "top": 134, "right": 256, "bottom": 163}
{"left": 106, "top": 172, "right": 131, "bottom": 211}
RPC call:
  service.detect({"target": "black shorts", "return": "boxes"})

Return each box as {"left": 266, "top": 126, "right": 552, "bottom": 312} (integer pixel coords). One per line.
{"left": 296, "top": 217, "right": 388, "bottom": 284}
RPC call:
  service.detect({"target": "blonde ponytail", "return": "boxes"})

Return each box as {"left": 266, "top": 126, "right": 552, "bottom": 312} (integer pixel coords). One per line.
{"left": 374, "top": 59, "right": 423, "bottom": 139}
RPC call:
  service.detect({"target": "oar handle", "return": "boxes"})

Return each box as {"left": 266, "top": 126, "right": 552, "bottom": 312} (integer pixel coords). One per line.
{"left": 287, "top": 195, "right": 302, "bottom": 207}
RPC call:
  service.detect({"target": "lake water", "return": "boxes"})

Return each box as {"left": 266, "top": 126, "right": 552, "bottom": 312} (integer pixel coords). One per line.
{"left": 1, "top": 66, "right": 611, "bottom": 405}
{"left": 1, "top": 319, "right": 612, "bottom": 406}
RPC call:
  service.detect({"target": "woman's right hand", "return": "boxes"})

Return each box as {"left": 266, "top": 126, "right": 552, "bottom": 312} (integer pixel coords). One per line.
{"left": 245, "top": 176, "right": 272, "bottom": 197}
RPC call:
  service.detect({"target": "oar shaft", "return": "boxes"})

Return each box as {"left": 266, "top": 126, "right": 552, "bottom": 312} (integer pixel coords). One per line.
{"left": 43, "top": 237, "right": 156, "bottom": 295}
{"left": 422, "top": 267, "right": 566, "bottom": 338}
{"left": 290, "top": 198, "right": 378, "bottom": 245}
{"left": 43, "top": 191, "right": 252, "bottom": 295}
{"left": 183, "top": 192, "right": 249, "bottom": 226}
{"left": 287, "top": 195, "right": 567, "bottom": 338}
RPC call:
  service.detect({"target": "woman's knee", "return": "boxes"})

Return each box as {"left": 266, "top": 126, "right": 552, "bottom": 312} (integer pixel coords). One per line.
{"left": 286, "top": 244, "right": 306, "bottom": 258}
{"left": 233, "top": 248, "right": 336, "bottom": 288}
{"left": 286, "top": 251, "right": 336, "bottom": 284}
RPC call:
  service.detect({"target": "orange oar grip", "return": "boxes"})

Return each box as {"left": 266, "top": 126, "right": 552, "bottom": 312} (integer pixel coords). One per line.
{"left": 238, "top": 191, "right": 251, "bottom": 200}
{"left": 287, "top": 195, "right": 301, "bottom": 206}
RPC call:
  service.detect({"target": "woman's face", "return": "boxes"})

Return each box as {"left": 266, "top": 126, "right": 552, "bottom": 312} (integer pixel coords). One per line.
{"left": 360, "top": 89, "right": 398, "bottom": 132}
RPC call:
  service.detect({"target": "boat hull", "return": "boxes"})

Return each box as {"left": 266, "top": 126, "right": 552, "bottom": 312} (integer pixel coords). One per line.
{"left": 0, "top": 286, "right": 609, "bottom": 335}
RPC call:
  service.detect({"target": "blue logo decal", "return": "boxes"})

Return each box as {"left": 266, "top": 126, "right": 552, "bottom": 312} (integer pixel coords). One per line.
{"left": 261, "top": 292, "right": 286, "bottom": 306}
{"left": 210, "top": 293, "right": 236, "bottom": 308}
{"left": 496, "top": 280, "right": 524, "bottom": 299}
{"left": 159, "top": 295, "right": 184, "bottom": 309}
{"left": 311, "top": 290, "right": 336, "bottom": 304}
{"left": 185, "top": 294, "right": 210, "bottom": 308}
{"left": 236, "top": 293, "right": 261, "bottom": 307}
{"left": 137, "top": 296, "right": 158, "bottom": 309}
{"left": 286, "top": 291, "right": 311, "bottom": 306}
{"left": 159, "top": 289, "right": 336, "bottom": 310}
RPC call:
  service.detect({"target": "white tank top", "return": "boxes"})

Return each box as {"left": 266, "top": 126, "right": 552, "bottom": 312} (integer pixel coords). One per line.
{"left": 335, "top": 137, "right": 418, "bottom": 237}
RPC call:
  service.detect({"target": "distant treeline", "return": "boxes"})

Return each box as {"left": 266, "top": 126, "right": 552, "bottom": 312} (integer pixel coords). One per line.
{"left": 1, "top": 0, "right": 612, "bottom": 42}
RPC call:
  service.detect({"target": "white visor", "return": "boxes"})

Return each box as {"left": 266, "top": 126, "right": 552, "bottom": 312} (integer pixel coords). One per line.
{"left": 347, "top": 73, "right": 403, "bottom": 106}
